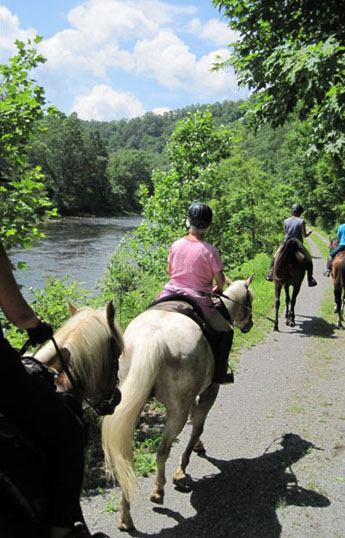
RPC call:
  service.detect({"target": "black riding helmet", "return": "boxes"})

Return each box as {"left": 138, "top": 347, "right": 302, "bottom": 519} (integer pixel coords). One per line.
{"left": 187, "top": 202, "right": 213, "bottom": 229}
{"left": 291, "top": 203, "right": 304, "bottom": 215}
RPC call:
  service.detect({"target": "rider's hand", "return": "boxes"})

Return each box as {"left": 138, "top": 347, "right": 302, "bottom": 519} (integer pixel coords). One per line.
{"left": 26, "top": 319, "right": 53, "bottom": 345}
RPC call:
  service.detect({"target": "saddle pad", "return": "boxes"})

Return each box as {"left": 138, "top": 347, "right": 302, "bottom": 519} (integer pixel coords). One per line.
{"left": 146, "top": 296, "right": 218, "bottom": 353}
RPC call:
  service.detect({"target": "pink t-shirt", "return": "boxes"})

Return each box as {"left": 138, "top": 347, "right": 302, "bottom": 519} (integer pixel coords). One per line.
{"left": 168, "top": 237, "right": 224, "bottom": 293}
{"left": 157, "top": 237, "right": 224, "bottom": 319}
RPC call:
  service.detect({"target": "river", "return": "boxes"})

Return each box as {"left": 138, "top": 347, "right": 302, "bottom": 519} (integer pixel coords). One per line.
{"left": 11, "top": 216, "right": 142, "bottom": 298}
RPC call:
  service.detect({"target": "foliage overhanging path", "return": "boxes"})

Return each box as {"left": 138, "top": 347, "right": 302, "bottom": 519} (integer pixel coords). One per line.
{"left": 82, "top": 236, "right": 345, "bottom": 538}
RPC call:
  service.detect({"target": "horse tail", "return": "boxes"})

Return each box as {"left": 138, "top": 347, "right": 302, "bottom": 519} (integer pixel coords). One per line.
{"left": 274, "top": 238, "right": 300, "bottom": 277}
{"left": 102, "top": 331, "right": 165, "bottom": 501}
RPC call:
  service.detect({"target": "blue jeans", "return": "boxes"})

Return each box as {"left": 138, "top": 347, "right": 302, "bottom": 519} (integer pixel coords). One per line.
{"left": 330, "top": 244, "right": 345, "bottom": 258}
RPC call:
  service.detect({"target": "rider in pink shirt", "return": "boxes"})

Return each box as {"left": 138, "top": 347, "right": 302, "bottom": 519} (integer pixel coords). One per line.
{"left": 160, "top": 236, "right": 225, "bottom": 319}
{"left": 157, "top": 202, "right": 233, "bottom": 384}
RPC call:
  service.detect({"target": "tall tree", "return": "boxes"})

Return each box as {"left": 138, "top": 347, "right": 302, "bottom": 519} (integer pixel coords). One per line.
{"left": 0, "top": 37, "right": 55, "bottom": 252}
{"left": 29, "top": 114, "right": 112, "bottom": 215}
{"left": 107, "top": 148, "right": 152, "bottom": 213}
{"left": 213, "top": 0, "right": 345, "bottom": 156}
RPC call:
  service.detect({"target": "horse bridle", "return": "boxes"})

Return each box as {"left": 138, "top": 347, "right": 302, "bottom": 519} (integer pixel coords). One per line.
{"left": 20, "top": 334, "right": 122, "bottom": 416}
{"left": 216, "top": 289, "right": 253, "bottom": 330}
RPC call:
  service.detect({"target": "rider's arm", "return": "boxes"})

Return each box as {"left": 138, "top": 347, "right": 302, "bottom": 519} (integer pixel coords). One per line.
{"left": 301, "top": 221, "right": 312, "bottom": 238}
{"left": 213, "top": 270, "right": 225, "bottom": 294}
{"left": 0, "top": 241, "right": 40, "bottom": 330}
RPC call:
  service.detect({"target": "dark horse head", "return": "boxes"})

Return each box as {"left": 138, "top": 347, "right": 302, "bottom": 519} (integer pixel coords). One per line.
{"left": 273, "top": 238, "right": 307, "bottom": 331}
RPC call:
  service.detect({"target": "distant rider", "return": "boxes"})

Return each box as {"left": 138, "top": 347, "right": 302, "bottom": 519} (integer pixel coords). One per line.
{"left": 324, "top": 221, "right": 345, "bottom": 276}
{"left": 266, "top": 203, "right": 317, "bottom": 287}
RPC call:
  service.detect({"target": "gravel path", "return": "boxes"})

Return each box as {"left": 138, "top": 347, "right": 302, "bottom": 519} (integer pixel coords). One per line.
{"left": 82, "top": 235, "right": 345, "bottom": 538}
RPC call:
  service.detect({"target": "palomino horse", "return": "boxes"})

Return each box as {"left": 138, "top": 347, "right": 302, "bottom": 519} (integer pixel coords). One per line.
{"left": 328, "top": 238, "right": 345, "bottom": 328}
{"left": 273, "top": 238, "right": 308, "bottom": 331}
{"left": 32, "top": 301, "right": 124, "bottom": 414}
{"left": 102, "top": 277, "right": 254, "bottom": 531}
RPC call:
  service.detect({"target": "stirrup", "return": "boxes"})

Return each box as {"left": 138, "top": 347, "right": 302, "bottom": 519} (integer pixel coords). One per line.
{"left": 265, "top": 273, "right": 273, "bottom": 282}
{"left": 323, "top": 270, "right": 330, "bottom": 277}
{"left": 308, "top": 277, "right": 317, "bottom": 287}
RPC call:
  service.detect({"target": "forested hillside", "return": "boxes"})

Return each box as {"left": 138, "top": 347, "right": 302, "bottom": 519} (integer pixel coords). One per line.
{"left": 26, "top": 100, "right": 245, "bottom": 215}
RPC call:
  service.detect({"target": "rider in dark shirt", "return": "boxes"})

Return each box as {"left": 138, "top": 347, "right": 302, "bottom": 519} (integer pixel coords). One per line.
{"left": 266, "top": 204, "right": 317, "bottom": 287}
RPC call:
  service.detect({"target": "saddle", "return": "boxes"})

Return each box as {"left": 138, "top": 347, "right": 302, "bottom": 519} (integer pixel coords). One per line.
{"left": 146, "top": 294, "right": 230, "bottom": 360}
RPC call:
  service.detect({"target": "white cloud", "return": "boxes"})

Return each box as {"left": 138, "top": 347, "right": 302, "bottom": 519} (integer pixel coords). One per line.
{"left": 68, "top": 0, "right": 158, "bottom": 43}
{"left": 39, "top": 30, "right": 134, "bottom": 79}
{"left": 188, "top": 17, "right": 239, "bottom": 46}
{"left": 71, "top": 84, "right": 146, "bottom": 120}
{"left": 152, "top": 106, "right": 170, "bottom": 115}
{"left": 134, "top": 30, "right": 238, "bottom": 97}
{"left": 0, "top": 6, "right": 36, "bottom": 59}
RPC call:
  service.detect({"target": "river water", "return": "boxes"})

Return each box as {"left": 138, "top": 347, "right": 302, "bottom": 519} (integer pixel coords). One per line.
{"left": 11, "top": 216, "right": 142, "bottom": 298}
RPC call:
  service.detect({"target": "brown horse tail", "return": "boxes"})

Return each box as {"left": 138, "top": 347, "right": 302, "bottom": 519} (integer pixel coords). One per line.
{"left": 274, "top": 238, "right": 300, "bottom": 278}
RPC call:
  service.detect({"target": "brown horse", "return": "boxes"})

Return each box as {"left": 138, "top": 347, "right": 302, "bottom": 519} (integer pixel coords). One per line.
{"left": 273, "top": 238, "right": 308, "bottom": 331}
{"left": 328, "top": 238, "right": 345, "bottom": 328}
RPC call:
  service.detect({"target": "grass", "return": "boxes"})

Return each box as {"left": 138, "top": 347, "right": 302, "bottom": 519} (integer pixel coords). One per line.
{"left": 309, "top": 230, "right": 330, "bottom": 259}
{"left": 101, "top": 493, "right": 119, "bottom": 514}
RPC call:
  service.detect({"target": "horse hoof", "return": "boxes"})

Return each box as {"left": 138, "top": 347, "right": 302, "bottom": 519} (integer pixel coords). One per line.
{"left": 117, "top": 518, "right": 135, "bottom": 532}
{"left": 193, "top": 440, "right": 206, "bottom": 454}
{"left": 150, "top": 491, "right": 164, "bottom": 504}
{"left": 173, "top": 473, "right": 185, "bottom": 485}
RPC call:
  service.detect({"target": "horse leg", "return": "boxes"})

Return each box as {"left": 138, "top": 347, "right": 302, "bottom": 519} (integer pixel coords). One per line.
{"left": 288, "top": 284, "right": 301, "bottom": 327}
{"left": 334, "top": 286, "right": 342, "bottom": 328}
{"left": 150, "top": 409, "right": 189, "bottom": 504}
{"left": 284, "top": 284, "right": 291, "bottom": 324}
{"left": 118, "top": 493, "right": 134, "bottom": 531}
{"left": 274, "top": 283, "right": 282, "bottom": 331}
{"left": 173, "top": 383, "right": 220, "bottom": 486}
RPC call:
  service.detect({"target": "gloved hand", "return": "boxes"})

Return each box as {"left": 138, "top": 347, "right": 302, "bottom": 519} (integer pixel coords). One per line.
{"left": 27, "top": 319, "right": 54, "bottom": 345}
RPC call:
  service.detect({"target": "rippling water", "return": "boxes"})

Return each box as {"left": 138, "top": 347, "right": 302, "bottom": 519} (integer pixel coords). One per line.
{"left": 11, "top": 216, "right": 142, "bottom": 297}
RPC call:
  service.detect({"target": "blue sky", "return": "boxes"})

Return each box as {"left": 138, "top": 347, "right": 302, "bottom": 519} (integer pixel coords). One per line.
{"left": 1, "top": 0, "right": 248, "bottom": 121}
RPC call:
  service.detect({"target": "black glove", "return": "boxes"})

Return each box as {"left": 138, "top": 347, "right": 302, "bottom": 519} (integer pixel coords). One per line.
{"left": 27, "top": 320, "right": 54, "bottom": 346}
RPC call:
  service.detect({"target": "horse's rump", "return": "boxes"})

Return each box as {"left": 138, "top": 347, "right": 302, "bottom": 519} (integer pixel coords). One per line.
{"left": 332, "top": 251, "right": 345, "bottom": 286}
{"left": 274, "top": 238, "right": 306, "bottom": 279}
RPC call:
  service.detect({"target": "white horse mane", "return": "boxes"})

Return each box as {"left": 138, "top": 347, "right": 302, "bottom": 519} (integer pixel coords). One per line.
{"left": 35, "top": 306, "right": 123, "bottom": 397}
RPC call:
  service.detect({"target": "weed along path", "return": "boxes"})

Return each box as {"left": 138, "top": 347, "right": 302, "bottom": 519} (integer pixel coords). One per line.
{"left": 82, "top": 236, "right": 345, "bottom": 538}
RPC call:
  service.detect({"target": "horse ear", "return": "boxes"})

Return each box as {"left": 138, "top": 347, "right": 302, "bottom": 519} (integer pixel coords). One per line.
{"left": 60, "top": 347, "right": 71, "bottom": 364}
{"left": 245, "top": 274, "right": 254, "bottom": 287}
{"left": 106, "top": 300, "right": 116, "bottom": 329}
{"left": 67, "top": 301, "right": 78, "bottom": 316}
{"left": 224, "top": 274, "right": 232, "bottom": 286}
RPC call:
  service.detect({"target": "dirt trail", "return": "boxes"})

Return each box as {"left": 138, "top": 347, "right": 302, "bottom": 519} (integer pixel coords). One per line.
{"left": 82, "top": 236, "right": 345, "bottom": 538}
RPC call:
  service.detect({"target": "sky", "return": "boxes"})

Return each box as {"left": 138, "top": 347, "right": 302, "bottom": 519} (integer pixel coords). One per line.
{"left": 0, "top": 0, "right": 248, "bottom": 121}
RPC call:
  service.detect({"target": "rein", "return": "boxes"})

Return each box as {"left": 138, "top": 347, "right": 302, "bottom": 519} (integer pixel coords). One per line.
{"left": 195, "top": 288, "right": 274, "bottom": 324}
